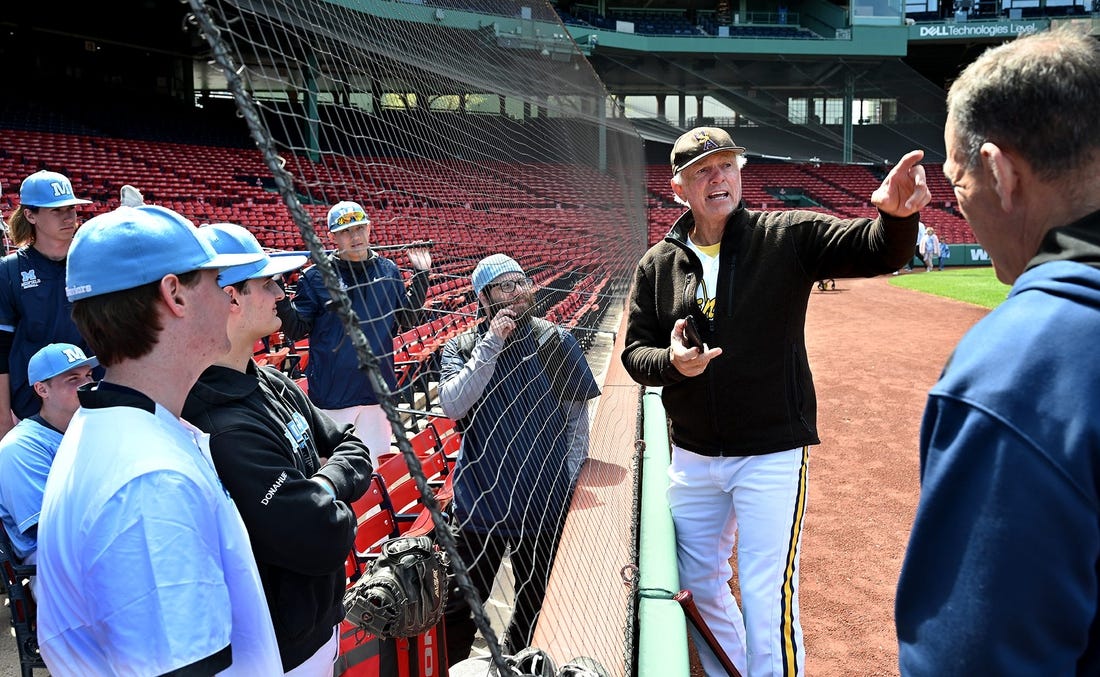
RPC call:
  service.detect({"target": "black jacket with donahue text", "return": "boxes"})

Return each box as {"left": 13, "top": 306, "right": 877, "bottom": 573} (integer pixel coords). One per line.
{"left": 183, "top": 362, "right": 372, "bottom": 671}
{"left": 622, "top": 205, "right": 916, "bottom": 456}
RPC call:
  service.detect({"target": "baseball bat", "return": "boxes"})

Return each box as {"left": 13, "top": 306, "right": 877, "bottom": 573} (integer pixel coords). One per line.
{"left": 371, "top": 239, "right": 434, "bottom": 252}
{"left": 275, "top": 240, "right": 434, "bottom": 258}
{"left": 674, "top": 589, "right": 744, "bottom": 677}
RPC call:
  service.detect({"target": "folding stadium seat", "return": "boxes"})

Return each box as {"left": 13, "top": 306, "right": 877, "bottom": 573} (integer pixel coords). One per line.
{"left": 374, "top": 455, "right": 448, "bottom": 531}
{"left": 417, "top": 317, "right": 450, "bottom": 353}
{"left": 426, "top": 417, "right": 461, "bottom": 468}
{"left": 289, "top": 340, "right": 309, "bottom": 374}
{"left": 0, "top": 526, "right": 47, "bottom": 676}
{"left": 396, "top": 328, "right": 432, "bottom": 365}
{"left": 399, "top": 471, "right": 455, "bottom": 542}
{"left": 256, "top": 347, "right": 291, "bottom": 372}
{"left": 348, "top": 476, "right": 399, "bottom": 574}
{"left": 407, "top": 426, "right": 440, "bottom": 460}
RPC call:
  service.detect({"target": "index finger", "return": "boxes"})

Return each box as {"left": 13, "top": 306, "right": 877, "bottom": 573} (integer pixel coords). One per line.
{"left": 889, "top": 149, "right": 925, "bottom": 175}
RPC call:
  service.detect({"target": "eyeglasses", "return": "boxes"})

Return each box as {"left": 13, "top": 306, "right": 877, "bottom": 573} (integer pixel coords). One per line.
{"left": 333, "top": 210, "right": 368, "bottom": 227}
{"left": 487, "top": 277, "right": 533, "bottom": 294}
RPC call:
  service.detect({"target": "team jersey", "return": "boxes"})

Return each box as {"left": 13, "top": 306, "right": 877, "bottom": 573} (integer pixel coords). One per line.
{"left": 0, "top": 247, "right": 98, "bottom": 419}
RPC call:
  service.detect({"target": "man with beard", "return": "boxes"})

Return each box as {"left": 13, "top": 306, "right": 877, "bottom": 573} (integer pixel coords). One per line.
{"left": 438, "top": 254, "right": 600, "bottom": 665}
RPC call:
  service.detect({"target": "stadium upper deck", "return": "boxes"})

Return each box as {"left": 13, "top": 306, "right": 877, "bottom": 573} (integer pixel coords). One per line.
{"left": 0, "top": 0, "right": 1095, "bottom": 166}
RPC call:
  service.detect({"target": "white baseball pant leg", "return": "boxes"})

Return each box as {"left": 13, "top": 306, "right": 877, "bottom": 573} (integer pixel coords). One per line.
{"left": 321, "top": 404, "right": 393, "bottom": 466}
{"left": 668, "top": 445, "right": 808, "bottom": 677}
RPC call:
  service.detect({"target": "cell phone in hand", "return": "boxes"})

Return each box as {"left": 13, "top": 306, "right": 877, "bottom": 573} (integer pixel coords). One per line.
{"left": 682, "top": 315, "right": 704, "bottom": 350}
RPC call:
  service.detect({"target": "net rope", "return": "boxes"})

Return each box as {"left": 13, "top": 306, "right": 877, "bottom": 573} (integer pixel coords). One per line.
{"left": 187, "top": 1, "right": 647, "bottom": 674}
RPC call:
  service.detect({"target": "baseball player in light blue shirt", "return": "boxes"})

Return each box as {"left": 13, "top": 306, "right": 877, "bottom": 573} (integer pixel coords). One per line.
{"left": 0, "top": 342, "right": 97, "bottom": 565}
{"left": 35, "top": 204, "right": 282, "bottom": 675}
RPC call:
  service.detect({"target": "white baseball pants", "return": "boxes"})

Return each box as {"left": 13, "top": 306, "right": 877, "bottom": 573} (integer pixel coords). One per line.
{"left": 668, "top": 445, "right": 808, "bottom": 677}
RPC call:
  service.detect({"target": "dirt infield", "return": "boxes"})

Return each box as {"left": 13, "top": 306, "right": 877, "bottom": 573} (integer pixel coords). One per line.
{"left": 797, "top": 274, "right": 990, "bottom": 676}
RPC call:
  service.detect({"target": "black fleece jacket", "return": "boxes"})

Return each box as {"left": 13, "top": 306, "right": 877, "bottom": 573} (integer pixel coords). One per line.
{"left": 182, "top": 362, "right": 372, "bottom": 671}
{"left": 622, "top": 205, "right": 917, "bottom": 456}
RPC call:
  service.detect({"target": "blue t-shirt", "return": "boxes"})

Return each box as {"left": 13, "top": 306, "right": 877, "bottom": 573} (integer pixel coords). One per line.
{"left": 36, "top": 384, "right": 281, "bottom": 675}
{"left": 0, "top": 415, "right": 62, "bottom": 561}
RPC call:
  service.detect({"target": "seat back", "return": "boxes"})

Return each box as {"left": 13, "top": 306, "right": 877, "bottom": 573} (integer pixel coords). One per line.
{"left": 427, "top": 417, "right": 462, "bottom": 469}
{"left": 382, "top": 458, "right": 449, "bottom": 524}
{"left": 0, "top": 525, "right": 47, "bottom": 675}
{"left": 375, "top": 444, "right": 448, "bottom": 515}
{"left": 344, "top": 476, "right": 398, "bottom": 581}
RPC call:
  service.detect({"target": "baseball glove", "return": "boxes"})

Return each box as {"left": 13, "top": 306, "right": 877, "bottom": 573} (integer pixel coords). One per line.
{"left": 343, "top": 535, "right": 449, "bottom": 639}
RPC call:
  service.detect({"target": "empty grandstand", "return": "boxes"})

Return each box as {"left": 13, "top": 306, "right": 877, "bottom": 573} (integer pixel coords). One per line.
{"left": 1, "top": 0, "right": 1079, "bottom": 674}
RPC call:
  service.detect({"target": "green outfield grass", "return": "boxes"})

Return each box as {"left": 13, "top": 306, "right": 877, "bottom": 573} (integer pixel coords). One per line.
{"left": 888, "top": 266, "right": 1011, "bottom": 309}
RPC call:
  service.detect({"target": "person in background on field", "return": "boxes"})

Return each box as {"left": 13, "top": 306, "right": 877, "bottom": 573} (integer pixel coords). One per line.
{"left": 896, "top": 220, "right": 926, "bottom": 275}
{"left": 896, "top": 28, "right": 1100, "bottom": 674}
{"left": 184, "top": 223, "right": 372, "bottom": 675}
{"left": 919, "top": 226, "right": 940, "bottom": 272}
{"left": 0, "top": 171, "right": 99, "bottom": 438}
{"left": 622, "top": 127, "right": 929, "bottom": 677}
{"left": 937, "top": 237, "right": 951, "bottom": 270}
{"left": 277, "top": 200, "right": 431, "bottom": 464}
{"left": 34, "top": 204, "right": 281, "bottom": 674}
{"left": 0, "top": 343, "right": 97, "bottom": 567}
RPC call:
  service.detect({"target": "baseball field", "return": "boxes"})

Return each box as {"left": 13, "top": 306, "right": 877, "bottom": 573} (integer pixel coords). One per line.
{"left": 795, "top": 269, "right": 996, "bottom": 675}
{"left": 889, "top": 266, "right": 1009, "bottom": 308}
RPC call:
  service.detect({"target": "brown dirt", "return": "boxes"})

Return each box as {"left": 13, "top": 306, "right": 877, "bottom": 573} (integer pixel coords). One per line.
{"left": 796, "top": 273, "right": 990, "bottom": 676}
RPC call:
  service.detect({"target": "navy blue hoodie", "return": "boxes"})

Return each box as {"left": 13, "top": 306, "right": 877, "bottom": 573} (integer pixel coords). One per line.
{"left": 897, "top": 211, "right": 1100, "bottom": 675}
{"left": 278, "top": 253, "right": 429, "bottom": 409}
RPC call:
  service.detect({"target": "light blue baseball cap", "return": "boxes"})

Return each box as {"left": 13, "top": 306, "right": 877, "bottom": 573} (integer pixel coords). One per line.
{"left": 471, "top": 253, "right": 525, "bottom": 296}
{"left": 200, "top": 222, "right": 309, "bottom": 287}
{"left": 28, "top": 343, "right": 99, "bottom": 384}
{"left": 20, "top": 170, "right": 92, "bottom": 208}
{"left": 65, "top": 205, "right": 266, "bottom": 301}
{"left": 327, "top": 200, "right": 371, "bottom": 233}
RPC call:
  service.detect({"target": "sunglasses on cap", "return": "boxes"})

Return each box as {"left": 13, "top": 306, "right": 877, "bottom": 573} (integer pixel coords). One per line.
{"left": 334, "top": 210, "right": 368, "bottom": 227}
{"left": 486, "top": 277, "right": 534, "bottom": 294}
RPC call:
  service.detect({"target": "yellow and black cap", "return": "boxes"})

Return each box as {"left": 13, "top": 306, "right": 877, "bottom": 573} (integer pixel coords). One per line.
{"left": 671, "top": 127, "right": 746, "bottom": 175}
